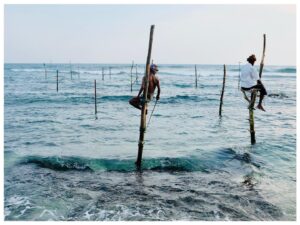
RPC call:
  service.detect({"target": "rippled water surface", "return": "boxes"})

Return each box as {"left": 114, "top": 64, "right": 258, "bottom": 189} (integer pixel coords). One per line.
{"left": 4, "top": 63, "right": 296, "bottom": 220}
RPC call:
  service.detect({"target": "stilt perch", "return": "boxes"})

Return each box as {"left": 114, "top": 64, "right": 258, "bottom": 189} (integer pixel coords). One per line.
{"left": 245, "top": 34, "right": 266, "bottom": 144}
{"left": 219, "top": 64, "right": 226, "bottom": 116}
{"left": 136, "top": 25, "right": 155, "bottom": 169}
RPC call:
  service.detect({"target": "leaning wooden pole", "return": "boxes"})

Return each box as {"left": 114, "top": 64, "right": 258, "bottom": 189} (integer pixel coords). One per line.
{"left": 56, "top": 70, "right": 58, "bottom": 92}
{"left": 195, "top": 65, "right": 198, "bottom": 88}
{"left": 219, "top": 65, "right": 226, "bottom": 116}
{"left": 94, "top": 80, "right": 98, "bottom": 120}
{"left": 136, "top": 25, "right": 155, "bottom": 169}
{"left": 259, "top": 34, "right": 266, "bottom": 78}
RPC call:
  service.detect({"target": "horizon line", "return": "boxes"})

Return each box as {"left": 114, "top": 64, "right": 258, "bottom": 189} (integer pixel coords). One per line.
{"left": 4, "top": 62, "right": 296, "bottom": 67}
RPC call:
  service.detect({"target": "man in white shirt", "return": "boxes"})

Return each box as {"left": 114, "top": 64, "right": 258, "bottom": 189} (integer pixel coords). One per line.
{"left": 240, "top": 54, "right": 267, "bottom": 111}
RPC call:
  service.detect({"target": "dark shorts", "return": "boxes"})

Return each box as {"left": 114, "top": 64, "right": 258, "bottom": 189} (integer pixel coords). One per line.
{"left": 242, "top": 83, "right": 267, "bottom": 96}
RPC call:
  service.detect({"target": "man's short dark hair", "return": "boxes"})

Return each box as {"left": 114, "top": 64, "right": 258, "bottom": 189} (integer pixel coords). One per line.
{"left": 247, "top": 54, "right": 257, "bottom": 63}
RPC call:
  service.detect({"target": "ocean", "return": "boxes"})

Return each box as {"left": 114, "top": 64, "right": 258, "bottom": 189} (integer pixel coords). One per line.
{"left": 4, "top": 63, "right": 296, "bottom": 221}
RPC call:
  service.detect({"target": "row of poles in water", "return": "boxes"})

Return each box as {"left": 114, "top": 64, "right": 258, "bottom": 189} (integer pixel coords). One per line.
{"left": 41, "top": 26, "right": 266, "bottom": 169}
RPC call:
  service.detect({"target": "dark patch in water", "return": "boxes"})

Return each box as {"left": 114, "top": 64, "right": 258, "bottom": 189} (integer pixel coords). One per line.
{"left": 268, "top": 93, "right": 288, "bottom": 99}
{"left": 20, "top": 156, "right": 93, "bottom": 172}
{"left": 18, "top": 155, "right": 209, "bottom": 173}
{"left": 274, "top": 68, "right": 296, "bottom": 73}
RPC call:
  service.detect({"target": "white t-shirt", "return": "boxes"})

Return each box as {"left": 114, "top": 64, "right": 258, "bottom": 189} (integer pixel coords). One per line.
{"left": 240, "top": 62, "right": 260, "bottom": 88}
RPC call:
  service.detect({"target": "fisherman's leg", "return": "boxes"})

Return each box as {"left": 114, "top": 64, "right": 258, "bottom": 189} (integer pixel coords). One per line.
{"left": 255, "top": 84, "right": 266, "bottom": 111}
{"left": 129, "top": 97, "right": 142, "bottom": 110}
{"left": 255, "top": 83, "right": 267, "bottom": 105}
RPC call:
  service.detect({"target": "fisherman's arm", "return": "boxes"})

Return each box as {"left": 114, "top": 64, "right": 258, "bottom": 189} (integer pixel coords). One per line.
{"left": 137, "top": 77, "right": 145, "bottom": 97}
{"left": 137, "top": 86, "right": 143, "bottom": 97}
{"left": 251, "top": 67, "right": 261, "bottom": 84}
{"left": 156, "top": 80, "right": 160, "bottom": 100}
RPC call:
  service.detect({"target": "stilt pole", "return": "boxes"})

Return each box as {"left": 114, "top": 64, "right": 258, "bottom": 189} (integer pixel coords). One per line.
{"left": 56, "top": 70, "right": 58, "bottom": 92}
{"left": 136, "top": 25, "right": 155, "bottom": 169}
{"left": 43, "top": 63, "right": 47, "bottom": 79}
{"left": 219, "top": 65, "right": 226, "bottom": 116}
{"left": 130, "top": 61, "right": 134, "bottom": 92}
{"left": 249, "top": 91, "right": 257, "bottom": 144}
{"left": 102, "top": 67, "right": 104, "bottom": 81}
{"left": 70, "top": 62, "right": 73, "bottom": 80}
{"left": 238, "top": 61, "right": 241, "bottom": 90}
{"left": 135, "top": 64, "right": 138, "bottom": 83}
{"left": 94, "top": 79, "right": 97, "bottom": 119}
{"left": 195, "top": 65, "right": 198, "bottom": 88}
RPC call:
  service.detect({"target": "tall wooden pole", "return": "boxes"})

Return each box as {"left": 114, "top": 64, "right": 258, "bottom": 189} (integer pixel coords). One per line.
{"left": 219, "top": 65, "right": 226, "bottom": 116}
{"left": 56, "top": 70, "right": 58, "bottom": 92}
{"left": 43, "top": 63, "right": 47, "bottom": 79}
{"left": 195, "top": 65, "right": 198, "bottom": 88}
{"left": 94, "top": 79, "right": 97, "bottom": 120}
{"left": 136, "top": 25, "right": 155, "bottom": 169}
{"left": 109, "top": 67, "right": 111, "bottom": 79}
{"left": 130, "top": 61, "right": 134, "bottom": 92}
{"left": 102, "top": 67, "right": 104, "bottom": 81}
{"left": 259, "top": 34, "right": 266, "bottom": 78}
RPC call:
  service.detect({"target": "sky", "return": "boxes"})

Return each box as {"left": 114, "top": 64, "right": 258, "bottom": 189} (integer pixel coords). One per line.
{"left": 4, "top": 4, "right": 296, "bottom": 65}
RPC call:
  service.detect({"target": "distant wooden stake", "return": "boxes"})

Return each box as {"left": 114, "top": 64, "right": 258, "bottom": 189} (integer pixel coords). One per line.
{"left": 238, "top": 61, "right": 241, "bottom": 90}
{"left": 130, "top": 61, "right": 134, "bottom": 92}
{"left": 102, "top": 67, "right": 104, "bottom": 81}
{"left": 219, "top": 65, "right": 226, "bottom": 116}
{"left": 109, "top": 67, "right": 111, "bottom": 79}
{"left": 94, "top": 79, "right": 98, "bottom": 119}
{"left": 259, "top": 34, "right": 266, "bottom": 78}
{"left": 70, "top": 62, "right": 73, "bottom": 80}
{"left": 136, "top": 25, "right": 155, "bottom": 169}
{"left": 135, "top": 64, "right": 138, "bottom": 83}
{"left": 43, "top": 63, "right": 47, "bottom": 79}
{"left": 56, "top": 70, "right": 58, "bottom": 92}
{"left": 195, "top": 65, "right": 198, "bottom": 88}
{"left": 78, "top": 65, "right": 80, "bottom": 79}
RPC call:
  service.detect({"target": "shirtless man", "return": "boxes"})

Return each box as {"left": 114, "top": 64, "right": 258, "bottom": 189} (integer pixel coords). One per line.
{"left": 129, "top": 64, "right": 160, "bottom": 110}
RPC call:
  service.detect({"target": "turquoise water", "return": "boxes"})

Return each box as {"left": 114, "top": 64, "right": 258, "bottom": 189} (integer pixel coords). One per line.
{"left": 4, "top": 63, "right": 296, "bottom": 220}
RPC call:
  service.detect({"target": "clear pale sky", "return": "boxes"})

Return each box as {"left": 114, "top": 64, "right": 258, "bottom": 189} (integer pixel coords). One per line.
{"left": 4, "top": 4, "right": 296, "bottom": 65}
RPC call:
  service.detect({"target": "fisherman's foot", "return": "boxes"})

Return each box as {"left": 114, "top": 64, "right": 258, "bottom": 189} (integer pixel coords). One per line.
{"left": 257, "top": 104, "right": 266, "bottom": 112}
